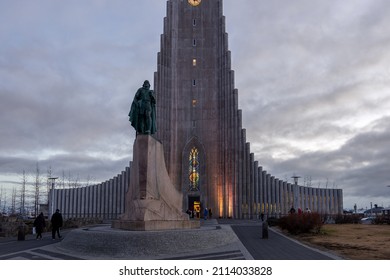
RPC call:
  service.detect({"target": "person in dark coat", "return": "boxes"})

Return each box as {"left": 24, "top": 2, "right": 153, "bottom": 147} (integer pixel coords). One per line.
{"left": 51, "top": 209, "right": 63, "bottom": 239}
{"left": 33, "top": 212, "right": 46, "bottom": 239}
{"left": 289, "top": 206, "right": 296, "bottom": 214}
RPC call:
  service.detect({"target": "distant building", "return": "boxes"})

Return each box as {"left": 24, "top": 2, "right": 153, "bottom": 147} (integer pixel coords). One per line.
{"left": 364, "top": 206, "right": 384, "bottom": 216}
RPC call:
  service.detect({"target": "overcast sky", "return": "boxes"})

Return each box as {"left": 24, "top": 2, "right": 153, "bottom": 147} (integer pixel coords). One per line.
{"left": 1, "top": 0, "right": 389, "bottom": 210}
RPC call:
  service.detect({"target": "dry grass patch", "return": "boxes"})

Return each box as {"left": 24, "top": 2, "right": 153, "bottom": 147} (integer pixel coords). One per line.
{"left": 288, "top": 224, "right": 390, "bottom": 260}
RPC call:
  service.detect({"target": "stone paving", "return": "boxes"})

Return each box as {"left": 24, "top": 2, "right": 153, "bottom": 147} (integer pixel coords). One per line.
{"left": 0, "top": 219, "right": 341, "bottom": 260}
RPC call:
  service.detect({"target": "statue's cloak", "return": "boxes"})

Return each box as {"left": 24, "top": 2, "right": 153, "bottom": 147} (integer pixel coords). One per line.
{"left": 128, "top": 92, "right": 157, "bottom": 135}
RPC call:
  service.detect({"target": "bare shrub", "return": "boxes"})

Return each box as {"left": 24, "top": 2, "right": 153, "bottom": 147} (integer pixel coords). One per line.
{"left": 279, "top": 213, "right": 323, "bottom": 235}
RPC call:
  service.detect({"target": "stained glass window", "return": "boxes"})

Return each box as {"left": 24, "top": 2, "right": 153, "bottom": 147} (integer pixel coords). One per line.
{"left": 189, "top": 147, "right": 200, "bottom": 191}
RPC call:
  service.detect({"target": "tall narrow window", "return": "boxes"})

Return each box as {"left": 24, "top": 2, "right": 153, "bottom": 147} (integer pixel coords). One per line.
{"left": 189, "top": 147, "right": 200, "bottom": 191}
{"left": 193, "top": 19, "right": 196, "bottom": 26}
{"left": 192, "top": 58, "right": 197, "bottom": 66}
{"left": 193, "top": 39, "right": 196, "bottom": 46}
{"left": 193, "top": 79, "right": 196, "bottom": 86}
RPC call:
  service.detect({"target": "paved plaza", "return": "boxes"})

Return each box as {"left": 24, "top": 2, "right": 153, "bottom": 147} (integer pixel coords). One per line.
{"left": 0, "top": 219, "right": 341, "bottom": 260}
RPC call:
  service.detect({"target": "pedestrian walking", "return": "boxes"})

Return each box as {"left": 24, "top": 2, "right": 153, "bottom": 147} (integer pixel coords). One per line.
{"left": 33, "top": 212, "right": 46, "bottom": 240}
{"left": 51, "top": 209, "right": 63, "bottom": 240}
{"left": 204, "top": 208, "right": 208, "bottom": 220}
{"left": 289, "top": 206, "right": 296, "bottom": 214}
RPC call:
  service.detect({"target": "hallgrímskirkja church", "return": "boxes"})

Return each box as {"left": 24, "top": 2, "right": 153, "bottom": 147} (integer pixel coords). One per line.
{"left": 49, "top": 0, "right": 343, "bottom": 220}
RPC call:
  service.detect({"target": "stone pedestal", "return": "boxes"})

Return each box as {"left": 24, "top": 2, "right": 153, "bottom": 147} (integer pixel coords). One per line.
{"left": 112, "top": 135, "right": 199, "bottom": 231}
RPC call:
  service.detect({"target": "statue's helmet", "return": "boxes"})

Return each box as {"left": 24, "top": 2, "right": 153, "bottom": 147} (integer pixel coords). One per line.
{"left": 143, "top": 80, "right": 150, "bottom": 87}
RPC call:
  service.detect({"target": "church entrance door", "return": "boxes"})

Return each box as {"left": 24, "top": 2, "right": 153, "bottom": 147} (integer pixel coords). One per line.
{"left": 188, "top": 195, "right": 200, "bottom": 219}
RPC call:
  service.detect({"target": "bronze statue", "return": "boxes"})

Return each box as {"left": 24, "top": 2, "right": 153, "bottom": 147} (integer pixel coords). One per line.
{"left": 128, "top": 80, "right": 156, "bottom": 134}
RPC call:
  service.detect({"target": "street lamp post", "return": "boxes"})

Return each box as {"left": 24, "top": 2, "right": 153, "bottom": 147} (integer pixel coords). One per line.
{"left": 292, "top": 175, "right": 301, "bottom": 185}
{"left": 48, "top": 177, "right": 58, "bottom": 218}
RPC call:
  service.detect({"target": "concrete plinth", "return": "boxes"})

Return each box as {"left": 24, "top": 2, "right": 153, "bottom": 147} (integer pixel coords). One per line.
{"left": 112, "top": 135, "right": 199, "bottom": 231}
{"left": 53, "top": 222, "right": 240, "bottom": 260}
{"left": 112, "top": 220, "right": 199, "bottom": 231}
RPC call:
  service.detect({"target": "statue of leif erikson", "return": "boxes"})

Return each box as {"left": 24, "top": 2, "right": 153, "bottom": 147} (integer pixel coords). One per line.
{"left": 128, "top": 80, "right": 157, "bottom": 135}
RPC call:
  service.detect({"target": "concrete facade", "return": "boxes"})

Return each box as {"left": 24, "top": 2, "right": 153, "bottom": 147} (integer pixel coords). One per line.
{"left": 154, "top": 0, "right": 343, "bottom": 218}
{"left": 112, "top": 135, "right": 198, "bottom": 230}
{"left": 49, "top": 166, "right": 129, "bottom": 220}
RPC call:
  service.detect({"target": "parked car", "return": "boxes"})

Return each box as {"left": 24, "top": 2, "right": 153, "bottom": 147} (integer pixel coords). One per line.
{"left": 360, "top": 217, "right": 375, "bottom": 224}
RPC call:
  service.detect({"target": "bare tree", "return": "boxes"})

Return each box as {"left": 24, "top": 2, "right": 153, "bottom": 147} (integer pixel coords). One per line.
{"left": 85, "top": 175, "right": 95, "bottom": 187}
{"left": 64, "top": 171, "right": 81, "bottom": 188}
{"left": 11, "top": 187, "right": 17, "bottom": 215}
{"left": 0, "top": 186, "right": 4, "bottom": 213}
{"left": 46, "top": 166, "right": 52, "bottom": 193}
{"left": 67, "top": 170, "right": 72, "bottom": 188}
{"left": 304, "top": 176, "right": 312, "bottom": 188}
{"left": 33, "top": 162, "right": 42, "bottom": 217}
{"left": 56, "top": 170, "right": 66, "bottom": 189}
{"left": 20, "top": 170, "right": 27, "bottom": 216}
{"left": 73, "top": 173, "right": 80, "bottom": 188}
{"left": 1, "top": 191, "right": 7, "bottom": 214}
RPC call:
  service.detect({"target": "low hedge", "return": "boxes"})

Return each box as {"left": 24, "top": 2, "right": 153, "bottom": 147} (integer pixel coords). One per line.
{"left": 278, "top": 213, "right": 323, "bottom": 235}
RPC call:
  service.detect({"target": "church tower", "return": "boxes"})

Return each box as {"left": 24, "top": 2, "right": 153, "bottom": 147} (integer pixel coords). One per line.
{"left": 153, "top": 0, "right": 343, "bottom": 219}
{"left": 155, "top": 0, "right": 240, "bottom": 218}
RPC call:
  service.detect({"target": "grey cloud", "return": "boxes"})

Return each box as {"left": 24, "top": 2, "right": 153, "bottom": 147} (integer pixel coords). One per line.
{"left": 255, "top": 116, "right": 390, "bottom": 208}
{"left": 0, "top": 153, "right": 131, "bottom": 186}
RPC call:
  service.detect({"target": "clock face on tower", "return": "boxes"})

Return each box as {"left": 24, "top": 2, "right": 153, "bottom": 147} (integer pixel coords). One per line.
{"left": 188, "top": 0, "right": 201, "bottom": 7}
